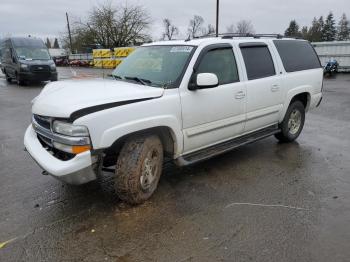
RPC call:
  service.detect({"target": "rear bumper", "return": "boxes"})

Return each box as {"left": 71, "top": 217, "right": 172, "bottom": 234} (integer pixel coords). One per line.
{"left": 19, "top": 71, "right": 57, "bottom": 82}
{"left": 24, "top": 125, "right": 97, "bottom": 185}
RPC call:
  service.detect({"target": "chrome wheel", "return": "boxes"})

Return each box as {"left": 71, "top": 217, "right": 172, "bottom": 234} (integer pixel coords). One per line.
{"left": 288, "top": 109, "right": 302, "bottom": 135}
{"left": 140, "top": 149, "right": 160, "bottom": 191}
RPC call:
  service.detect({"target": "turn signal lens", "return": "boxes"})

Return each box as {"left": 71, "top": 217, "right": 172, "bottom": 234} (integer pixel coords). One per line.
{"left": 53, "top": 142, "right": 91, "bottom": 154}
{"left": 71, "top": 145, "right": 91, "bottom": 154}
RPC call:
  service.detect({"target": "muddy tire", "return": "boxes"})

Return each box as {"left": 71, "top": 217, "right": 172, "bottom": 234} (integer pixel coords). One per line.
{"left": 275, "top": 100, "right": 305, "bottom": 143}
{"left": 115, "top": 134, "right": 163, "bottom": 205}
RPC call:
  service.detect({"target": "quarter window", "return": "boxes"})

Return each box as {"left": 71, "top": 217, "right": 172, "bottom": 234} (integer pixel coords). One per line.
{"left": 196, "top": 48, "right": 239, "bottom": 85}
{"left": 240, "top": 45, "right": 276, "bottom": 80}
{"left": 273, "top": 40, "right": 321, "bottom": 72}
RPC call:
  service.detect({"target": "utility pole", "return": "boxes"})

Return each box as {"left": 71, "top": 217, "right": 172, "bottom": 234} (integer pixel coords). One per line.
{"left": 66, "top": 12, "right": 73, "bottom": 54}
{"left": 216, "top": 0, "right": 219, "bottom": 37}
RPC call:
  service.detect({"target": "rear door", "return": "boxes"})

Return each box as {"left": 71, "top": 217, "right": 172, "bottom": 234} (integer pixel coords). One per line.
{"left": 239, "top": 42, "right": 284, "bottom": 132}
{"left": 180, "top": 44, "right": 246, "bottom": 153}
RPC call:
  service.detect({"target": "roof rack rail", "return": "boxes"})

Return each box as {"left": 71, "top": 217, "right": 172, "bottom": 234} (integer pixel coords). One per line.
{"left": 191, "top": 33, "right": 285, "bottom": 40}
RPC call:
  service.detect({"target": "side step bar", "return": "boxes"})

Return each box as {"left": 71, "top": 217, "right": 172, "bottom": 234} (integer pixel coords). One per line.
{"left": 176, "top": 125, "right": 280, "bottom": 166}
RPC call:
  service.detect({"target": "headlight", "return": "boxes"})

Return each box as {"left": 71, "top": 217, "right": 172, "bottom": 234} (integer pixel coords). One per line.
{"left": 52, "top": 121, "right": 89, "bottom": 137}
{"left": 50, "top": 64, "right": 56, "bottom": 70}
{"left": 20, "top": 64, "right": 29, "bottom": 70}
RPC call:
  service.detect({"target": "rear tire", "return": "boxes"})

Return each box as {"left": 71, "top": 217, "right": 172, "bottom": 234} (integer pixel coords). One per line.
{"left": 115, "top": 134, "right": 164, "bottom": 205}
{"left": 275, "top": 101, "right": 305, "bottom": 143}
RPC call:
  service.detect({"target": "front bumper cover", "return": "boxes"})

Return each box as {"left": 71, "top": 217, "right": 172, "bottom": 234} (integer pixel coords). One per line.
{"left": 24, "top": 125, "right": 97, "bottom": 185}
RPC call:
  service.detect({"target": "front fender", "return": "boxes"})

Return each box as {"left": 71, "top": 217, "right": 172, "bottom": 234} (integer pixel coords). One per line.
{"left": 99, "top": 115, "right": 183, "bottom": 157}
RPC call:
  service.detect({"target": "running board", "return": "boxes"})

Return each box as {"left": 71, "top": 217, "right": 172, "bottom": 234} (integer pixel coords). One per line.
{"left": 176, "top": 125, "right": 280, "bottom": 166}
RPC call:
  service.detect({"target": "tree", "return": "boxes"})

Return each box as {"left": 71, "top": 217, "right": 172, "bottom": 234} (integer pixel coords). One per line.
{"left": 187, "top": 15, "right": 205, "bottom": 38}
{"left": 162, "top": 18, "right": 178, "bottom": 40}
{"left": 322, "top": 12, "right": 337, "bottom": 41}
{"left": 337, "top": 13, "right": 350, "bottom": 41}
{"left": 307, "top": 17, "right": 323, "bottom": 42}
{"left": 61, "top": 2, "right": 151, "bottom": 52}
{"left": 226, "top": 24, "right": 236, "bottom": 33}
{"left": 206, "top": 24, "right": 215, "bottom": 35}
{"left": 45, "top": 38, "right": 51, "bottom": 48}
{"left": 53, "top": 38, "right": 60, "bottom": 48}
{"left": 236, "top": 20, "right": 255, "bottom": 34}
{"left": 301, "top": 26, "right": 309, "bottom": 40}
{"left": 285, "top": 20, "right": 301, "bottom": 37}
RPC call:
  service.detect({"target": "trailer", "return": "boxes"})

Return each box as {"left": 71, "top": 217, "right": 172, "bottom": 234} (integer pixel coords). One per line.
{"left": 312, "top": 41, "right": 350, "bottom": 72}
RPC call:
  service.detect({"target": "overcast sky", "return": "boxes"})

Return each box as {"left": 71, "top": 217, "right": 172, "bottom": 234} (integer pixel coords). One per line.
{"left": 0, "top": 0, "right": 349, "bottom": 41}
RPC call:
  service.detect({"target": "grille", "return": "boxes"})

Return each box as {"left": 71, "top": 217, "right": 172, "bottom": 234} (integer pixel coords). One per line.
{"left": 33, "top": 114, "right": 51, "bottom": 130}
{"left": 30, "top": 65, "right": 50, "bottom": 73}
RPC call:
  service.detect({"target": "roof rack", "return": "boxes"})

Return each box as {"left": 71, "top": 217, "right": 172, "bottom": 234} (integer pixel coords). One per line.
{"left": 191, "top": 33, "right": 285, "bottom": 40}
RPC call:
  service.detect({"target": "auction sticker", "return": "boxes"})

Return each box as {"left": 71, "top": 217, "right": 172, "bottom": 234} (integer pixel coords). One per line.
{"left": 170, "top": 46, "right": 194, "bottom": 53}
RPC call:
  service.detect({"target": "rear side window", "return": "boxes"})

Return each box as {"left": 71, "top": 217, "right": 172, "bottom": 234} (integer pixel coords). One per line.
{"left": 196, "top": 48, "right": 239, "bottom": 85}
{"left": 273, "top": 40, "right": 321, "bottom": 72}
{"left": 240, "top": 45, "right": 276, "bottom": 80}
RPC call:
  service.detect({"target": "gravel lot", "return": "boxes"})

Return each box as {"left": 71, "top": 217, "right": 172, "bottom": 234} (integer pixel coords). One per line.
{"left": 0, "top": 67, "right": 349, "bottom": 262}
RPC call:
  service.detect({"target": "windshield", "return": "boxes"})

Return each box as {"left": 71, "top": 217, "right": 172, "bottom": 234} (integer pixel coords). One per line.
{"left": 112, "top": 45, "right": 195, "bottom": 88}
{"left": 15, "top": 47, "right": 51, "bottom": 60}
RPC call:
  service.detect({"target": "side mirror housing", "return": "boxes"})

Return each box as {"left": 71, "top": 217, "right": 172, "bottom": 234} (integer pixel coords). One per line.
{"left": 189, "top": 73, "right": 219, "bottom": 90}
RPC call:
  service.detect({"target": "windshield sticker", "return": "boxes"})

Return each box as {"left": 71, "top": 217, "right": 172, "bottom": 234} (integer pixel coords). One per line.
{"left": 170, "top": 46, "right": 193, "bottom": 53}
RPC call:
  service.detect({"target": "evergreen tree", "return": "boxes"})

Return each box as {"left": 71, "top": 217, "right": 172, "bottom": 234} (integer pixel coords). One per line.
{"left": 301, "top": 26, "right": 309, "bottom": 40}
{"left": 337, "top": 13, "right": 350, "bottom": 41}
{"left": 45, "top": 38, "right": 51, "bottom": 48}
{"left": 322, "top": 12, "right": 337, "bottom": 41}
{"left": 285, "top": 20, "right": 301, "bottom": 37}
{"left": 53, "top": 38, "right": 60, "bottom": 48}
{"left": 308, "top": 17, "right": 323, "bottom": 42}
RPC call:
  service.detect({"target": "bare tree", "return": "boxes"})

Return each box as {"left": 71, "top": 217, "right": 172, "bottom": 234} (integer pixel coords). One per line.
{"left": 206, "top": 24, "right": 215, "bottom": 35}
{"left": 162, "top": 18, "right": 179, "bottom": 40}
{"left": 236, "top": 20, "right": 255, "bottom": 34}
{"left": 61, "top": 2, "right": 151, "bottom": 52}
{"left": 188, "top": 15, "right": 205, "bottom": 38}
{"left": 226, "top": 24, "right": 236, "bottom": 33}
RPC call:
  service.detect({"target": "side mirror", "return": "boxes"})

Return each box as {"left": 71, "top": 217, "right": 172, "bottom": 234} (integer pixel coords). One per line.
{"left": 189, "top": 73, "right": 219, "bottom": 90}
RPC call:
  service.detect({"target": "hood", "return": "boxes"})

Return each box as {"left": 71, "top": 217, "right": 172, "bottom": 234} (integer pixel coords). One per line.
{"left": 32, "top": 78, "right": 164, "bottom": 119}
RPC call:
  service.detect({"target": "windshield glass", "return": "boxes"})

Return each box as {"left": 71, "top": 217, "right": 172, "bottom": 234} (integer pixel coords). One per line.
{"left": 12, "top": 38, "right": 51, "bottom": 60}
{"left": 112, "top": 45, "right": 195, "bottom": 88}
{"left": 15, "top": 47, "right": 51, "bottom": 60}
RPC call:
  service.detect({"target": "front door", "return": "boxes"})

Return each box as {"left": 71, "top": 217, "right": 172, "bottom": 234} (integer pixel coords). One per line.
{"left": 180, "top": 44, "right": 246, "bottom": 153}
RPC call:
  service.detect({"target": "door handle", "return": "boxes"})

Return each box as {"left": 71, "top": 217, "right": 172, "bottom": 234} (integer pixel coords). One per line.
{"left": 271, "top": 84, "right": 280, "bottom": 92}
{"left": 235, "top": 91, "right": 245, "bottom": 99}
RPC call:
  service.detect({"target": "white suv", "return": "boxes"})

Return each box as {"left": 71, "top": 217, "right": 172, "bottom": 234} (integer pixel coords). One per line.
{"left": 24, "top": 35, "right": 323, "bottom": 204}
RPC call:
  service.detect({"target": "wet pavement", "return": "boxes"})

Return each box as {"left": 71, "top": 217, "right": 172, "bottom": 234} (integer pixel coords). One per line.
{"left": 0, "top": 68, "right": 349, "bottom": 262}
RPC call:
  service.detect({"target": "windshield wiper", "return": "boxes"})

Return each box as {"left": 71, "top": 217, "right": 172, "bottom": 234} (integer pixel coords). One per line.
{"left": 124, "top": 76, "right": 152, "bottom": 86}
{"left": 111, "top": 75, "right": 122, "bottom": 80}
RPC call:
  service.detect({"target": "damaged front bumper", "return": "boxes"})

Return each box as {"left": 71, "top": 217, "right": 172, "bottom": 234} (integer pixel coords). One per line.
{"left": 24, "top": 125, "right": 98, "bottom": 185}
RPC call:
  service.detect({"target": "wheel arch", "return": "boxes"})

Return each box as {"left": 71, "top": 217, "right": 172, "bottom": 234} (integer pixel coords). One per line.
{"left": 279, "top": 87, "right": 311, "bottom": 122}
{"left": 102, "top": 126, "right": 178, "bottom": 167}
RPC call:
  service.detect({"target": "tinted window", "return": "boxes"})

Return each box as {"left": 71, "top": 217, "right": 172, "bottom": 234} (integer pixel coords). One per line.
{"left": 240, "top": 45, "right": 275, "bottom": 80}
{"left": 196, "top": 48, "right": 239, "bottom": 85}
{"left": 273, "top": 40, "right": 321, "bottom": 72}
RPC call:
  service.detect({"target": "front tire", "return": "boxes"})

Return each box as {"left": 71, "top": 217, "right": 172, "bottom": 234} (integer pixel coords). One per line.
{"left": 275, "top": 101, "right": 305, "bottom": 143}
{"left": 115, "top": 134, "right": 164, "bottom": 205}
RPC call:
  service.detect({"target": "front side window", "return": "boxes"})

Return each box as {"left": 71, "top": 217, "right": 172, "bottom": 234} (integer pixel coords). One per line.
{"left": 112, "top": 45, "right": 195, "bottom": 88}
{"left": 240, "top": 45, "right": 276, "bottom": 80}
{"left": 196, "top": 48, "right": 239, "bottom": 85}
